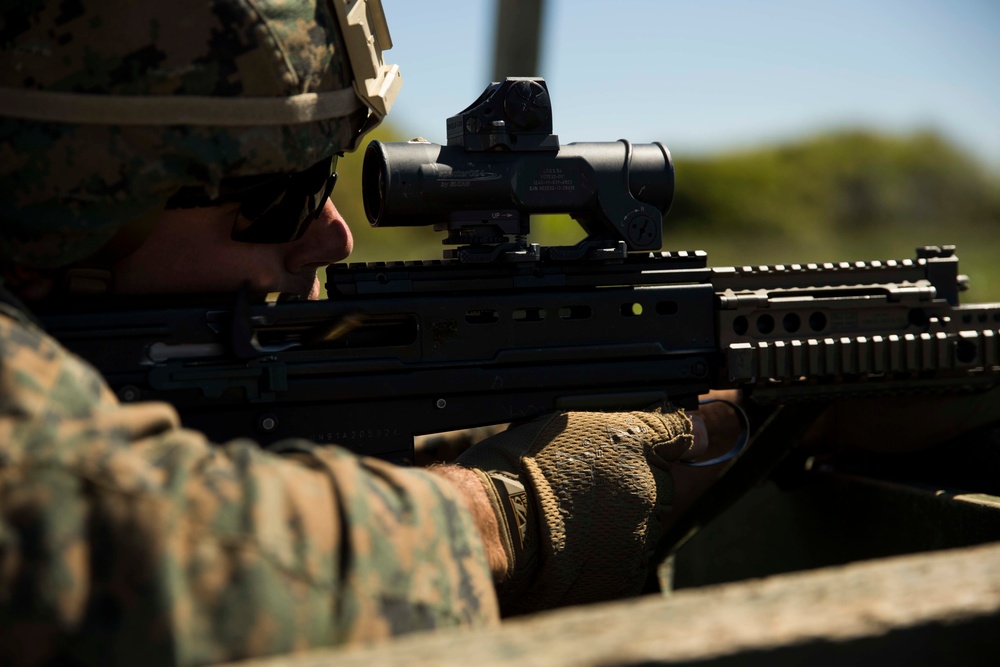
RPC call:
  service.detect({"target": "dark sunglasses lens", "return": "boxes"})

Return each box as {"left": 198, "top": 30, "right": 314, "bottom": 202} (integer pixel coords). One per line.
{"left": 165, "top": 186, "right": 216, "bottom": 209}
{"left": 231, "top": 156, "right": 338, "bottom": 244}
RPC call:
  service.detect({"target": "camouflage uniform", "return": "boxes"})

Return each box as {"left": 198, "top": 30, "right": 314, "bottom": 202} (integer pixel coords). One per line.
{"left": 0, "top": 3, "right": 693, "bottom": 663}
{"left": 0, "top": 5, "right": 495, "bottom": 661}
{"left": 0, "top": 292, "right": 498, "bottom": 665}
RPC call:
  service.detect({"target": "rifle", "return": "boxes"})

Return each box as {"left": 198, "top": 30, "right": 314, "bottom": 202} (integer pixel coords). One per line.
{"left": 38, "top": 78, "right": 1000, "bottom": 472}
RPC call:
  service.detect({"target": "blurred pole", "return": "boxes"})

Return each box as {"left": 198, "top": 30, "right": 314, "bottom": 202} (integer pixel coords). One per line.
{"left": 492, "top": 0, "right": 546, "bottom": 80}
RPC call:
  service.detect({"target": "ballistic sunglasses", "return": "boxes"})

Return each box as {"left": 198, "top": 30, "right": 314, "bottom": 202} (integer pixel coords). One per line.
{"left": 165, "top": 155, "right": 339, "bottom": 244}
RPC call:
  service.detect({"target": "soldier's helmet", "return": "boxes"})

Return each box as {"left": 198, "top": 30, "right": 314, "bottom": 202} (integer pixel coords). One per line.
{"left": 0, "top": 0, "right": 400, "bottom": 270}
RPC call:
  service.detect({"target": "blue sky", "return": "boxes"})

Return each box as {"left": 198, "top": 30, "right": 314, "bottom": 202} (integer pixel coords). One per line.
{"left": 380, "top": 0, "right": 1000, "bottom": 167}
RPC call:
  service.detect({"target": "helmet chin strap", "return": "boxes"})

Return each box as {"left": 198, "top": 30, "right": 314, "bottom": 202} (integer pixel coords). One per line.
{"left": 61, "top": 204, "right": 164, "bottom": 295}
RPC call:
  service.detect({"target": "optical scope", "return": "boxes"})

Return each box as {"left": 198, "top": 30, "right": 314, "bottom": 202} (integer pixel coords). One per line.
{"left": 361, "top": 78, "right": 674, "bottom": 262}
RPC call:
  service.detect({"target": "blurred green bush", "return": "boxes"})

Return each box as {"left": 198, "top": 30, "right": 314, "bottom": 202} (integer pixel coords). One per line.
{"left": 670, "top": 130, "right": 1000, "bottom": 235}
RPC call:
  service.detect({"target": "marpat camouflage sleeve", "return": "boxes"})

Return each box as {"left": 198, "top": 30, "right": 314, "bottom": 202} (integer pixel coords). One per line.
{"left": 0, "top": 301, "right": 499, "bottom": 666}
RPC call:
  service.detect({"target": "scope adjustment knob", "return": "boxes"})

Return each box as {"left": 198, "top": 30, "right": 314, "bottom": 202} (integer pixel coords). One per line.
{"left": 625, "top": 211, "right": 658, "bottom": 248}
{"left": 503, "top": 79, "right": 550, "bottom": 130}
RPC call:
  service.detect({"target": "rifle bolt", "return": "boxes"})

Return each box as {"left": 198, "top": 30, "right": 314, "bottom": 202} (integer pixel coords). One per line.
{"left": 259, "top": 415, "right": 278, "bottom": 432}
{"left": 436, "top": 399, "right": 447, "bottom": 409}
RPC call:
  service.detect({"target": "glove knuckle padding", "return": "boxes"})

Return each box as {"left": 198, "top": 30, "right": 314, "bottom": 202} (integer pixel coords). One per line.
{"left": 458, "top": 408, "right": 693, "bottom": 613}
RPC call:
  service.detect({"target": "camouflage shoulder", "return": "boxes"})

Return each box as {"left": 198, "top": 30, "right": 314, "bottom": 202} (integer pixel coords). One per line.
{"left": 0, "top": 304, "right": 497, "bottom": 663}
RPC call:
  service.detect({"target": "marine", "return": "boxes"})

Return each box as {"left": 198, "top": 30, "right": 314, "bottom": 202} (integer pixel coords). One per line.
{"left": 0, "top": 1, "right": 734, "bottom": 664}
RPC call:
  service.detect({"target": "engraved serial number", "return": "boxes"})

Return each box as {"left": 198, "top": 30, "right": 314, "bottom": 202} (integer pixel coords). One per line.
{"left": 529, "top": 168, "right": 574, "bottom": 192}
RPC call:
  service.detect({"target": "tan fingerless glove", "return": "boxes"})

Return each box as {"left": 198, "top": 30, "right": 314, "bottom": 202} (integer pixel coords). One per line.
{"left": 456, "top": 407, "right": 693, "bottom": 614}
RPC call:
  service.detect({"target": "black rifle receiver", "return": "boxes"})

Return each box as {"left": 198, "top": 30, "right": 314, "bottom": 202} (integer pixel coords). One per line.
{"left": 362, "top": 78, "right": 674, "bottom": 263}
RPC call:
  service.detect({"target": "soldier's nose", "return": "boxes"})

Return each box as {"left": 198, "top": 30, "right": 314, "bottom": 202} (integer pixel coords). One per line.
{"left": 283, "top": 200, "right": 354, "bottom": 274}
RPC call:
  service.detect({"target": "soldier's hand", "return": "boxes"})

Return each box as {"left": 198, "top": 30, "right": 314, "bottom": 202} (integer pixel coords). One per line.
{"left": 454, "top": 407, "right": 696, "bottom": 615}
